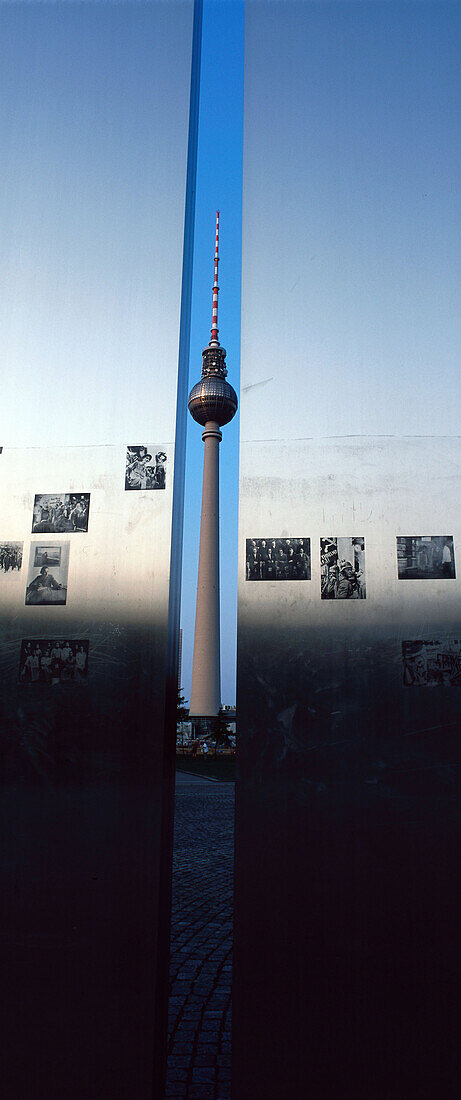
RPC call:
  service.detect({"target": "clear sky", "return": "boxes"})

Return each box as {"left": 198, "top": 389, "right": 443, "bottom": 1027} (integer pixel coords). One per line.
{"left": 181, "top": 0, "right": 244, "bottom": 708}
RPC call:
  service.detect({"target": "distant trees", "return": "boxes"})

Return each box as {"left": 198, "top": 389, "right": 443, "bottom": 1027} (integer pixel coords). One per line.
{"left": 176, "top": 690, "right": 189, "bottom": 748}
{"left": 212, "top": 707, "right": 232, "bottom": 755}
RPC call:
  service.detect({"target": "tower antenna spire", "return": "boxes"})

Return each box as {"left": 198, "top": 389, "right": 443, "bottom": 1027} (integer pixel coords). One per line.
{"left": 188, "top": 212, "right": 237, "bottom": 721}
{"left": 210, "top": 210, "right": 220, "bottom": 346}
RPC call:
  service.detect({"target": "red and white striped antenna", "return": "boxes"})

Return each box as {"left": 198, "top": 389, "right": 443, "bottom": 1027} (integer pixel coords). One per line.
{"left": 210, "top": 211, "right": 220, "bottom": 345}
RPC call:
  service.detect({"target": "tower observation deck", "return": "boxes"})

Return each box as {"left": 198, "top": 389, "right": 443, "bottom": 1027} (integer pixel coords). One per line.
{"left": 188, "top": 212, "right": 237, "bottom": 718}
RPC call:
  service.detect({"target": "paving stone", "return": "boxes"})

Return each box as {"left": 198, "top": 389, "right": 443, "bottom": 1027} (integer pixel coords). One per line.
{"left": 166, "top": 1068, "right": 189, "bottom": 1082}
{"left": 166, "top": 780, "right": 234, "bottom": 1099}
{"left": 194, "top": 1053, "right": 217, "bottom": 1067}
{"left": 167, "top": 1055, "right": 192, "bottom": 1068}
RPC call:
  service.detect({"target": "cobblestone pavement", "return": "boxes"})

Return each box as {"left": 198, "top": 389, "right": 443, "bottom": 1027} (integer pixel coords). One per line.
{"left": 166, "top": 772, "right": 234, "bottom": 1099}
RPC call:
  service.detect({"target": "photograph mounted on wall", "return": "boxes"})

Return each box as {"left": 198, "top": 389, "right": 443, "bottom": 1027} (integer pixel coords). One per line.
{"left": 0, "top": 542, "right": 23, "bottom": 573}
{"left": 19, "top": 639, "right": 89, "bottom": 684}
{"left": 402, "top": 639, "right": 461, "bottom": 687}
{"left": 25, "top": 541, "right": 69, "bottom": 606}
{"left": 33, "top": 545, "right": 61, "bottom": 568}
{"left": 246, "top": 538, "right": 311, "bottom": 580}
{"left": 125, "top": 446, "right": 167, "bottom": 490}
{"left": 321, "top": 537, "right": 366, "bottom": 599}
{"left": 396, "top": 536, "right": 455, "bottom": 579}
{"left": 32, "top": 493, "right": 90, "bottom": 534}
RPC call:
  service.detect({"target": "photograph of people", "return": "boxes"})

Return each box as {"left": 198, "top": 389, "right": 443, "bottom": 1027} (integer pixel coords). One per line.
{"left": 19, "top": 639, "right": 89, "bottom": 683}
{"left": 25, "top": 542, "right": 69, "bottom": 606}
{"left": 0, "top": 542, "right": 23, "bottom": 572}
{"left": 32, "top": 493, "right": 90, "bottom": 534}
{"left": 245, "top": 538, "right": 311, "bottom": 581}
{"left": 397, "top": 535, "right": 456, "bottom": 579}
{"left": 320, "top": 537, "right": 366, "bottom": 599}
{"left": 25, "top": 565, "right": 66, "bottom": 605}
{"left": 125, "top": 446, "right": 167, "bottom": 490}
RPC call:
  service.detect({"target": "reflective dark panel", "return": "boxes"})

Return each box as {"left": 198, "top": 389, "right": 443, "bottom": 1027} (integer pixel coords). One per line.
{"left": 0, "top": 443, "right": 176, "bottom": 1097}
{"left": 235, "top": 437, "right": 461, "bottom": 1099}
{"left": 0, "top": 0, "right": 200, "bottom": 1092}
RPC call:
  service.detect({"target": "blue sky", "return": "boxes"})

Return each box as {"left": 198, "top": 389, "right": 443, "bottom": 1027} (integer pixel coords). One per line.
{"left": 181, "top": 0, "right": 244, "bottom": 707}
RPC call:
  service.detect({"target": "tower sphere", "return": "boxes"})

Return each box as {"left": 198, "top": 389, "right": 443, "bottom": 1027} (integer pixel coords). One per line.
{"left": 188, "top": 374, "right": 238, "bottom": 428}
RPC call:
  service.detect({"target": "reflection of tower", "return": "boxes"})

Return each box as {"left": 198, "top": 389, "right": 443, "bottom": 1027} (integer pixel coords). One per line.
{"left": 188, "top": 213, "right": 238, "bottom": 718}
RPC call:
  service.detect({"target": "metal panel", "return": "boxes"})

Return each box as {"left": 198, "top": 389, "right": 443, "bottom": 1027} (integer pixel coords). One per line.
{"left": 0, "top": 1, "right": 194, "bottom": 448}
{"left": 0, "top": 2, "right": 201, "bottom": 1096}
{"left": 0, "top": 443, "right": 174, "bottom": 1097}
{"left": 235, "top": 2, "right": 461, "bottom": 1096}
{"left": 235, "top": 436, "right": 461, "bottom": 1098}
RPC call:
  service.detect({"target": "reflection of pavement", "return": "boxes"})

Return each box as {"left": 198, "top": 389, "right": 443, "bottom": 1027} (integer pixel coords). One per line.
{"left": 166, "top": 774, "right": 234, "bottom": 1099}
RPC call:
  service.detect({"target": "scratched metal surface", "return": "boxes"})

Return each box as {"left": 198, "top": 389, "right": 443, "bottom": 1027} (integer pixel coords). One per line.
{"left": 0, "top": 443, "right": 176, "bottom": 1096}
{"left": 0, "top": 2, "right": 198, "bottom": 1093}
{"left": 234, "top": 436, "right": 461, "bottom": 1098}
{"left": 234, "top": 3, "right": 461, "bottom": 1094}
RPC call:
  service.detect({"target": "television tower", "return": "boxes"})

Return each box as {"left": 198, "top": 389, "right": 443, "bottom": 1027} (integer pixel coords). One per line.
{"left": 188, "top": 213, "right": 238, "bottom": 719}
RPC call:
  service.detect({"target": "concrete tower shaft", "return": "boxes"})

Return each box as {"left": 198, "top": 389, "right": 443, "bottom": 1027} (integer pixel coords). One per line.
{"left": 188, "top": 213, "right": 237, "bottom": 718}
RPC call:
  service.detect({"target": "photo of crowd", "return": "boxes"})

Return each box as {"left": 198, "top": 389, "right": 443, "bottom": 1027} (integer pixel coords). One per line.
{"left": 19, "top": 639, "right": 89, "bottom": 684}
{"left": 402, "top": 639, "right": 461, "bottom": 687}
{"left": 321, "top": 537, "right": 366, "bottom": 599}
{"left": 25, "top": 542, "right": 69, "bottom": 606}
{"left": 32, "top": 493, "right": 90, "bottom": 534}
{"left": 397, "top": 536, "right": 455, "bottom": 579}
{"left": 246, "top": 538, "right": 311, "bottom": 580}
{"left": 125, "top": 446, "right": 167, "bottom": 490}
{"left": 0, "top": 542, "right": 23, "bottom": 572}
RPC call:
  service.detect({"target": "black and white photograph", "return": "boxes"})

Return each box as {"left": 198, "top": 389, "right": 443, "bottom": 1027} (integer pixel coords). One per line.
{"left": 0, "top": 542, "right": 23, "bottom": 573}
{"left": 321, "top": 537, "right": 366, "bottom": 599}
{"left": 125, "top": 445, "right": 167, "bottom": 490}
{"left": 19, "top": 639, "right": 89, "bottom": 684}
{"left": 397, "top": 536, "right": 455, "bottom": 579}
{"left": 402, "top": 640, "right": 461, "bottom": 687}
{"left": 25, "top": 541, "right": 69, "bottom": 606}
{"left": 32, "top": 493, "right": 90, "bottom": 533}
{"left": 246, "top": 538, "right": 311, "bottom": 580}
{"left": 33, "top": 544, "right": 61, "bottom": 569}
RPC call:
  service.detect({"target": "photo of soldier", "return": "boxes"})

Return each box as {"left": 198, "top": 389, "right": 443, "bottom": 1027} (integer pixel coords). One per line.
{"left": 246, "top": 538, "right": 311, "bottom": 580}
{"left": 0, "top": 542, "right": 23, "bottom": 572}
{"left": 125, "top": 446, "right": 167, "bottom": 490}
{"left": 320, "top": 537, "right": 366, "bottom": 599}
{"left": 32, "top": 493, "right": 90, "bottom": 534}
{"left": 19, "top": 639, "right": 89, "bottom": 684}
